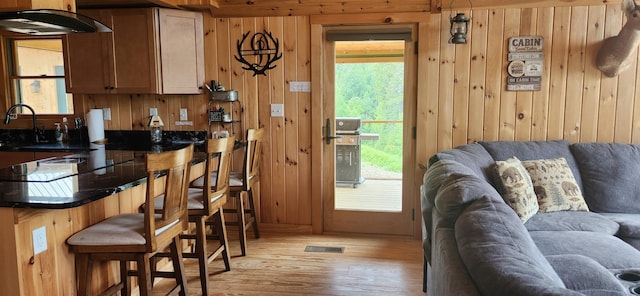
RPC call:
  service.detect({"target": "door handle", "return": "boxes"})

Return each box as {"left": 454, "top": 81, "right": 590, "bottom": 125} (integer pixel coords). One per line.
{"left": 325, "top": 118, "right": 342, "bottom": 144}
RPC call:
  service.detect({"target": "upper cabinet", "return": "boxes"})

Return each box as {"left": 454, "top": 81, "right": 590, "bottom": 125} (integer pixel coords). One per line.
{"left": 63, "top": 7, "right": 204, "bottom": 94}
{"left": 0, "top": 0, "right": 75, "bottom": 11}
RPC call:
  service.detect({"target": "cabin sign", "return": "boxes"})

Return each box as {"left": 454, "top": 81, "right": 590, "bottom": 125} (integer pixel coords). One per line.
{"left": 507, "top": 36, "right": 544, "bottom": 91}
{"left": 509, "top": 36, "right": 544, "bottom": 52}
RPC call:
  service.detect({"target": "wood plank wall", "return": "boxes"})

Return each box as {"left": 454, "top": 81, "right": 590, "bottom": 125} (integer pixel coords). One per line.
{"left": 2, "top": 1, "right": 637, "bottom": 233}
{"left": 422, "top": 3, "right": 637, "bottom": 149}
{"left": 73, "top": 15, "right": 314, "bottom": 227}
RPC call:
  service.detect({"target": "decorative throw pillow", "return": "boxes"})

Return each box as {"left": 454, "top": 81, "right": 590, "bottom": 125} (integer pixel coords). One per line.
{"left": 494, "top": 157, "right": 539, "bottom": 222}
{"left": 522, "top": 157, "right": 589, "bottom": 213}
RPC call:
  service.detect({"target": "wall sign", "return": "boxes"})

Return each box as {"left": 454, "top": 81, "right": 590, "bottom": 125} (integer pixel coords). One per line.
{"left": 234, "top": 30, "right": 283, "bottom": 76}
{"left": 507, "top": 36, "right": 544, "bottom": 91}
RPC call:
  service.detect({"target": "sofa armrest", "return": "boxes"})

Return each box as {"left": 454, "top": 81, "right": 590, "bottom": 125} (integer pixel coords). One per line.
{"left": 429, "top": 227, "right": 480, "bottom": 296}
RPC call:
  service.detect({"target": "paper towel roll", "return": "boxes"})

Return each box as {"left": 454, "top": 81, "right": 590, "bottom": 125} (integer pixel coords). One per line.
{"left": 86, "top": 109, "right": 105, "bottom": 143}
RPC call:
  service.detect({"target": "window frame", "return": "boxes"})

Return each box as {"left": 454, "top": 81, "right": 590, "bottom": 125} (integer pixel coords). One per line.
{"left": 5, "top": 36, "right": 72, "bottom": 115}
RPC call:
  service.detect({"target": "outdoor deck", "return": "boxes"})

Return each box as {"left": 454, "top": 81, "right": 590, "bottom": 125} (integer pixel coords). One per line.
{"left": 335, "top": 178, "right": 402, "bottom": 212}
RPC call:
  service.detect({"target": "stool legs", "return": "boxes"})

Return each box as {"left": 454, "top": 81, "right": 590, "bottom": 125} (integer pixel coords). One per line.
{"left": 246, "top": 188, "right": 260, "bottom": 239}
{"left": 169, "top": 236, "right": 188, "bottom": 296}
{"left": 210, "top": 210, "right": 232, "bottom": 271}
{"left": 237, "top": 191, "right": 248, "bottom": 256}
{"left": 136, "top": 254, "right": 152, "bottom": 296}
{"left": 75, "top": 254, "right": 92, "bottom": 296}
{"left": 232, "top": 189, "right": 259, "bottom": 256}
{"left": 195, "top": 215, "right": 210, "bottom": 295}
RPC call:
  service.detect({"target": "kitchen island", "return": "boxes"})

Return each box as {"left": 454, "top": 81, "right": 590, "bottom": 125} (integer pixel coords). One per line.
{"left": 0, "top": 146, "right": 205, "bottom": 295}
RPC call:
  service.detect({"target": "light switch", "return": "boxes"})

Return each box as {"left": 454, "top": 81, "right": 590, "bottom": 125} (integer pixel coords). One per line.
{"left": 103, "top": 108, "right": 111, "bottom": 121}
{"left": 179, "top": 108, "right": 188, "bottom": 121}
{"left": 271, "top": 104, "right": 284, "bottom": 117}
{"left": 150, "top": 108, "right": 158, "bottom": 116}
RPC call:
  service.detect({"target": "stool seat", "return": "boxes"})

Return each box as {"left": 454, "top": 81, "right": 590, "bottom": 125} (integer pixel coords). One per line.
{"left": 191, "top": 172, "right": 243, "bottom": 188}
{"left": 153, "top": 188, "right": 225, "bottom": 211}
{"left": 67, "top": 213, "right": 181, "bottom": 247}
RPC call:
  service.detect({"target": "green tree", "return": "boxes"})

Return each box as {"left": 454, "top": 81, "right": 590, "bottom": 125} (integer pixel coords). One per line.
{"left": 335, "top": 62, "right": 404, "bottom": 173}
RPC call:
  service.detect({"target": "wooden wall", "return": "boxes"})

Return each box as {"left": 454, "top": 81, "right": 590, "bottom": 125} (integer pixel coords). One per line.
{"left": 73, "top": 15, "right": 314, "bottom": 228}
{"left": 2, "top": 0, "right": 637, "bottom": 234}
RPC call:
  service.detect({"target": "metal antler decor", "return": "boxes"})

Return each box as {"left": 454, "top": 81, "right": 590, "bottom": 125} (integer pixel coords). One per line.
{"left": 235, "top": 30, "right": 283, "bottom": 76}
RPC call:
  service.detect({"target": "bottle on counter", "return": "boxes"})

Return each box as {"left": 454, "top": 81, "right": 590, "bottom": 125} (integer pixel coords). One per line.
{"left": 55, "top": 123, "right": 62, "bottom": 142}
{"left": 62, "top": 117, "right": 69, "bottom": 143}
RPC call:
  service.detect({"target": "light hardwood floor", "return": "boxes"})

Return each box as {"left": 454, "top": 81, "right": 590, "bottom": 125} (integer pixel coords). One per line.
{"left": 151, "top": 231, "right": 424, "bottom": 295}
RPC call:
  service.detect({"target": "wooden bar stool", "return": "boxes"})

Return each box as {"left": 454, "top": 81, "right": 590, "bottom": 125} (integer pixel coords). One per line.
{"left": 66, "top": 144, "right": 194, "bottom": 296}
{"left": 192, "top": 128, "right": 263, "bottom": 256}
{"left": 228, "top": 128, "right": 264, "bottom": 256}
{"left": 161, "top": 137, "right": 234, "bottom": 295}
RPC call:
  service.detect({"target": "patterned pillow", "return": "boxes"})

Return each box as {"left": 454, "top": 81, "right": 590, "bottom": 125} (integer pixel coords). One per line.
{"left": 522, "top": 157, "right": 589, "bottom": 213}
{"left": 494, "top": 157, "right": 539, "bottom": 222}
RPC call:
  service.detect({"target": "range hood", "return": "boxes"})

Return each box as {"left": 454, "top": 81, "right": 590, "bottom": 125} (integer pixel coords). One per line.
{"left": 0, "top": 9, "right": 111, "bottom": 35}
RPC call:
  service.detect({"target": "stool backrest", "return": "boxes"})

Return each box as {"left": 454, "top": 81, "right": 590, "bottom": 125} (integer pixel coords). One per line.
{"left": 203, "top": 136, "right": 235, "bottom": 215}
{"left": 143, "top": 144, "right": 194, "bottom": 251}
{"left": 243, "top": 128, "right": 264, "bottom": 191}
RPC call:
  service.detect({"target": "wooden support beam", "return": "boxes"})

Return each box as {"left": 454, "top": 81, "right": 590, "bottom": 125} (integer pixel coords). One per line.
{"left": 179, "top": 0, "right": 219, "bottom": 16}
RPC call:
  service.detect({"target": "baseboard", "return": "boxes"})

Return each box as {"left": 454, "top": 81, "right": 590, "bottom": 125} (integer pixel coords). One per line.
{"left": 257, "top": 223, "right": 313, "bottom": 234}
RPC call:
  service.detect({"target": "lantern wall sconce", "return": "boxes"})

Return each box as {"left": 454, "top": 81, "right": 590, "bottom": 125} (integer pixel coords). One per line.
{"left": 448, "top": 0, "right": 473, "bottom": 44}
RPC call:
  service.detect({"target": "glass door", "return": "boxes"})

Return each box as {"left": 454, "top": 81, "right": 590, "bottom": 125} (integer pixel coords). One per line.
{"left": 322, "top": 25, "right": 416, "bottom": 235}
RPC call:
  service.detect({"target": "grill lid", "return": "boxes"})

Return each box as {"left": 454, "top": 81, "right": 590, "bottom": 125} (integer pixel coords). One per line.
{"left": 336, "top": 117, "right": 361, "bottom": 133}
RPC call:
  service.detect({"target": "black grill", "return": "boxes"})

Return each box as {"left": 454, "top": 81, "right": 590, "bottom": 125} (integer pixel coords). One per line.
{"left": 335, "top": 117, "right": 364, "bottom": 188}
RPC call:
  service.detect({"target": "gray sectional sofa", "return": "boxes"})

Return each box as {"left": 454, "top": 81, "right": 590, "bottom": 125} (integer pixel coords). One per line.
{"left": 421, "top": 140, "right": 640, "bottom": 295}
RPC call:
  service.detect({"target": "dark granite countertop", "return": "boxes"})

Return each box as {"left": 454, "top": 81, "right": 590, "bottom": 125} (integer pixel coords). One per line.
{"left": 0, "top": 129, "right": 211, "bottom": 209}
{"left": 0, "top": 147, "right": 206, "bottom": 209}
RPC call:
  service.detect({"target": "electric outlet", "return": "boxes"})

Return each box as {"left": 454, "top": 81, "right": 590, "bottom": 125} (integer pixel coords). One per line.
{"left": 179, "top": 108, "right": 188, "bottom": 121}
{"left": 103, "top": 108, "right": 111, "bottom": 121}
{"left": 32, "top": 226, "right": 47, "bottom": 255}
{"left": 150, "top": 108, "right": 158, "bottom": 116}
{"left": 271, "top": 104, "right": 284, "bottom": 117}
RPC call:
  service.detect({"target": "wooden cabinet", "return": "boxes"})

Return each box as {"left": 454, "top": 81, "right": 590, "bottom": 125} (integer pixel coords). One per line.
{"left": 0, "top": 0, "right": 74, "bottom": 11}
{"left": 64, "top": 8, "right": 204, "bottom": 94}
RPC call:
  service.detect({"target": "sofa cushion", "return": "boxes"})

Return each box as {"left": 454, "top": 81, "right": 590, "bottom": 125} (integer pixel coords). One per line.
{"left": 455, "top": 196, "right": 571, "bottom": 296}
{"left": 530, "top": 231, "right": 640, "bottom": 269}
{"left": 494, "top": 157, "right": 539, "bottom": 222}
{"left": 522, "top": 157, "right": 589, "bottom": 213}
{"left": 435, "top": 173, "right": 502, "bottom": 224}
{"left": 546, "top": 255, "right": 627, "bottom": 295}
{"left": 599, "top": 213, "right": 640, "bottom": 238}
{"left": 570, "top": 142, "right": 640, "bottom": 213}
{"left": 430, "top": 142, "right": 495, "bottom": 182}
{"left": 479, "top": 140, "right": 583, "bottom": 190}
{"left": 423, "top": 159, "right": 478, "bottom": 208}
{"left": 525, "top": 211, "right": 619, "bottom": 235}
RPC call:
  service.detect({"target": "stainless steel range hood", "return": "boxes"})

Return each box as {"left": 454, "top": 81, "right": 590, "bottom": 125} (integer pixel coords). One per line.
{"left": 0, "top": 9, "right": 111, "bottom": 35}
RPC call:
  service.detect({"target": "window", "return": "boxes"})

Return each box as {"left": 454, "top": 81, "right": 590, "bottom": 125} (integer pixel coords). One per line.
{"left": 6, "top": 38, "right": 73, "bottom": 114}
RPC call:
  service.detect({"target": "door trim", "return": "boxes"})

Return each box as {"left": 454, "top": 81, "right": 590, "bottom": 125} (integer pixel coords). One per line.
{"left": 310, "top": 13, "right": 427, "bottom": 236}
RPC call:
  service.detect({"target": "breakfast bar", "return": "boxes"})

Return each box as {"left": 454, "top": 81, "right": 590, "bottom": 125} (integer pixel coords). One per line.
{"left": 0, "top": 146, "right": 205, "bottom": 295}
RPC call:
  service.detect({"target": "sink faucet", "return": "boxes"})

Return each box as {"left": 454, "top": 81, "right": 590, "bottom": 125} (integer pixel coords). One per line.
{"left": 4, "top": 103, "right": 43, "bottom": 143}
